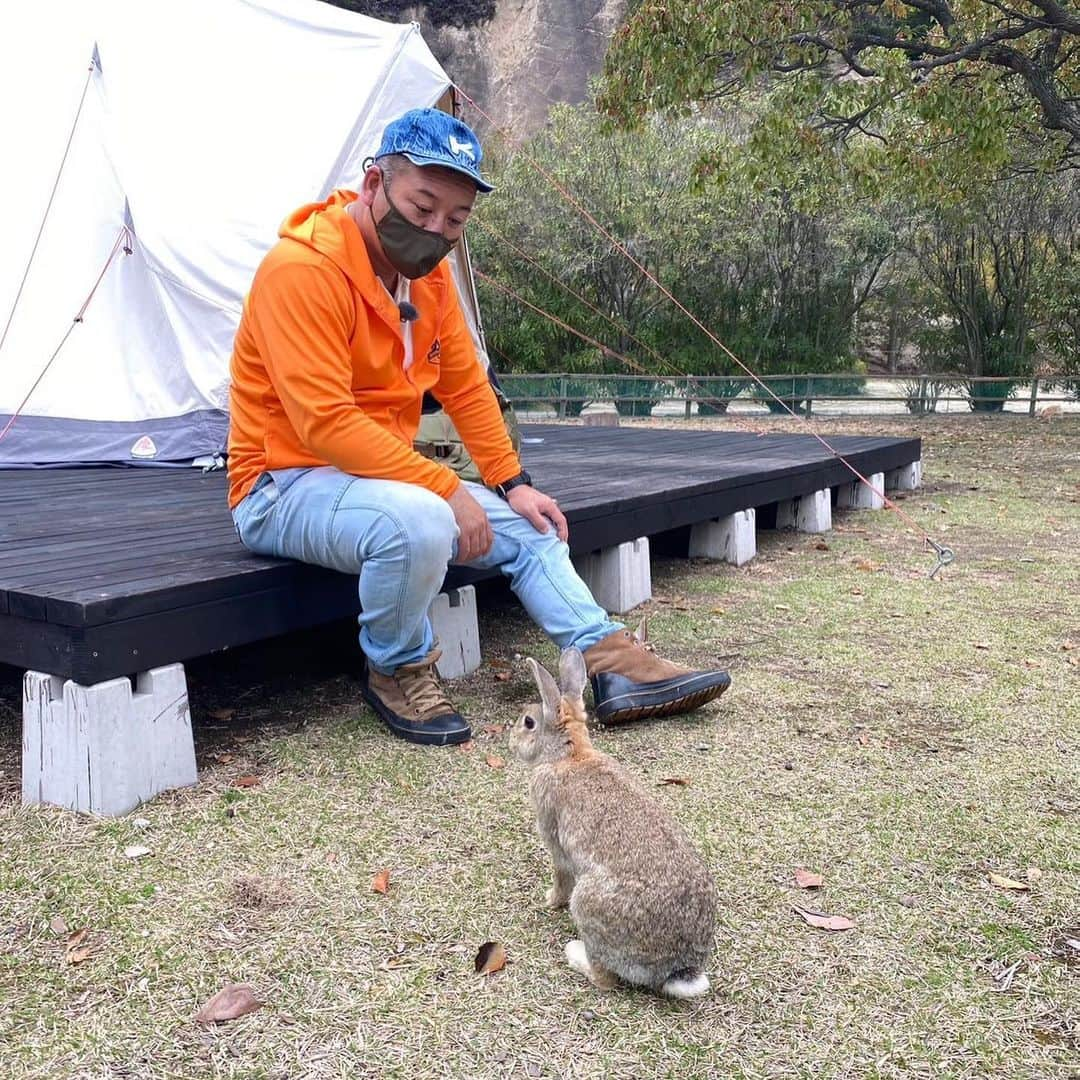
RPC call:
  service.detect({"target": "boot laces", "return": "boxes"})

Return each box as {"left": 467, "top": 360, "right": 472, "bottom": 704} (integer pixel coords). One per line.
{"left": 397, "top": 656, "right": 453, "bottom": 718}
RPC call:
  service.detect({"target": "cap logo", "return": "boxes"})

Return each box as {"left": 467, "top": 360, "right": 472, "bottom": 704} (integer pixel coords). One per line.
{"left": 449, "top": 135, "right": 476, "bottom": 161}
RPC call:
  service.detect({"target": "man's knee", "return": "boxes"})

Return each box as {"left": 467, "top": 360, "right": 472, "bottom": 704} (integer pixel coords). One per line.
{"left": 372, "top": 483, "right": 458, "bottom": 565}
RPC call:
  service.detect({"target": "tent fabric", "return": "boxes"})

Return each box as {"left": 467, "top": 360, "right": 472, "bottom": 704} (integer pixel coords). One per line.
{"left": 0, "top": 0, "right": 486, "bottom": 467}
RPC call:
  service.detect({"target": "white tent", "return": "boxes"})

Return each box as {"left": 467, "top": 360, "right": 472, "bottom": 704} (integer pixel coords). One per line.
{"left": 0, "top": 0, "right": 490, "bottom": 466}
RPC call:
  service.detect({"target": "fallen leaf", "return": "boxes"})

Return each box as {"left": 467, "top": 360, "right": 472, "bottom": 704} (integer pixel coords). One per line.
{"left": 123, "top": 845, "right": 152, "bottom": 860}
{"left": 493, "top": 671, "right": 512, "bottom": 682}
{"left": 855, "top": 559, "right": 878, "bottom": 571}
{"left": 1026, "top": 868, "right": 1043, "bottom": 883}
{"left": 1062, "top": 640, "right": 1076, "bottom": 652}
{"left": 212, "top": 752, "right": 236, "bottom": 765}
{"left": 233, "top": 775, "right": 260, "bottom": 788}
{"left": 481, "top": 724, "right": 506, "bottom": 736}
{"left": 132, "top": 817, "right": 151, "bottom": 829}
{"left": 793, "top": 906, "right": 855, "bottom": 931}
{"left": 813, "top": 540, "right": 829, "bottom": 551}
{"left": 485, "top": 754, "right": 506, "bottom": 770}
{"left": 973, "top": 642, "right": 991, "bottom": 651}
{"left": 195, "top": 983, "right": 264, "bottom": 1024}
{"left": 850, "top": 588, "right": 864, "bottom": 596}
{"left": 1022, "top": 658, "right": 1041, "bottom": 669}
{"left": 457, "top": 741, "right": 475, "bottom": 753}
{"left": 774, "top": 604, "right": 792, "bottom": 612}
{"left": 66, "top": 945, "right": 92, "bottom": 965}
{"left": 66, "top": 927, "right": 89, "bottom": 949}
{"left": 372, "top": 869, "right": 391, "bottom": 894}
{"left": 49, "top": 916, "right": 68, "bottom": 936}
{"left": 209, "top": 708, "right": 235, "bottom": 721}
{"left": 709, "top": 606, "right": 726, "bottom": 615}
{"left": 857, "top": 733, "right": 870, "bottom": 746}
{"left": 474, "top": 941, "right": 507, "bottom": 975}
{"left": 989, "top": 872, "right": 1030, "bottom": 891}
{"left": 794, "top": 868, "right": 824, "bottom": 889}
{"left": 658, "top": 777, "right": 691, "bottom": 787}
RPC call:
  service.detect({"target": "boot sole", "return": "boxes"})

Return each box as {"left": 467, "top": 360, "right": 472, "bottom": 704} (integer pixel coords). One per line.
{"left": 361, "top": 685, "right": 472, "bottom": 746}
{"left": 594, "top": 677, "right": 731, "bottom": 726}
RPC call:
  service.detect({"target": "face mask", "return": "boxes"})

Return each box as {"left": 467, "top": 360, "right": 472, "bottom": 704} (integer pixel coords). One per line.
{"left": 372, "top": 183, "right": 456, "bottom": 279}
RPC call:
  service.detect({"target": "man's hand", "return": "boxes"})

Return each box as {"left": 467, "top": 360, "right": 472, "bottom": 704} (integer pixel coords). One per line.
{"left": 507, "top": 485, "right": 569, "bottom": 542}
{"left": 447, "top": 485, "right": 494, "bottom": 563}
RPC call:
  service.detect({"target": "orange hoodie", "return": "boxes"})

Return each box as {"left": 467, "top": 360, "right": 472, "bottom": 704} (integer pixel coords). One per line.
{"left": 227, "top": 190, "right": 521, "bottom": 509}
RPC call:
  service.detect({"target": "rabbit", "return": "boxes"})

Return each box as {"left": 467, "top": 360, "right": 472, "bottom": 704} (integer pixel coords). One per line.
{"left": 508, "top": 646, "right": 717, "bottom": 998}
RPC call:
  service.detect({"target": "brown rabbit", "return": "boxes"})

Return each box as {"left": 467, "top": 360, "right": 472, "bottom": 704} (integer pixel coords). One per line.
{"left": 509, "top": 647, "right": 717, "bottom": 997}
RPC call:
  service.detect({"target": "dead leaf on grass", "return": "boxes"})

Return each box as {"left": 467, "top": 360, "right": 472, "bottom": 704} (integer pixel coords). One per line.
{"left": 233, "top": 775, "right": 261, "bottom": 788}
{"left": 481, "top": 724, "right": 506, "bottom": 737}
{"left": 457, "top": 741, "right": 475, "bottom": 753}
{"left": 372, "top": 869, "right": 391, "bottom": 894}
{"left": 195, "top": 983, "right": 264, "bottom": 1024}
{"left": 485, "top": 754, "right": 506, "bottom": 770}
{"left": 793, "top": 906, "right": 855, "bottom": 931}
{"left": 123, "top": 845, "right": 152, "bottom": 860}
{"left": 794, "top": 868, "right": 824, "bottom": 889}
{"left": 1026, "top": 868, "right": 1043, "bottom": 883}
{"left": 658, "top": 777, "right": 691, "bottom": 787}
{"left": 49, "top": 916, "right": 68, "bottom": 936}
{"left": 474, "top": 941, "right": 507, "bottom": 975}
{"left": 988, "top": 872, "right": 1030, "bottom": 891}
{"left": 855, "top": 559, "right": 879, "bottom": 572}
{"left": 973, "top": 642, "right": 991, "bottom": 651}
{"left": 66, "top": 945, "right": 92, "bottom": 965}
{"left": 1062, "top": 640, "right": 1076, "bottom": 652}
{"left": 493, "top": 671, "right": 512, "bottom": 683}
{"left": 813, "top": 540, "right": 829, "bottom": 551}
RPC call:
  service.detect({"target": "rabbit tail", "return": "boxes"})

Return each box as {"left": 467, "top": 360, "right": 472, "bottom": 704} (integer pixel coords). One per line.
{"left": 661, "top": 969, "right": 710, "bottom": 999}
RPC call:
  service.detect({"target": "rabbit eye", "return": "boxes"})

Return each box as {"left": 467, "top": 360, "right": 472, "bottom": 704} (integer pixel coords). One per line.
{"left": 524, "top": 716, "right": 536, "bottom": 730}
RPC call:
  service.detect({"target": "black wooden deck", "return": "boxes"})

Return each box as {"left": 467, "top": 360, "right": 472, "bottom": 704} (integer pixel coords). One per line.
{"left": 0, "top": 424, "right": 919, "bottom": 684}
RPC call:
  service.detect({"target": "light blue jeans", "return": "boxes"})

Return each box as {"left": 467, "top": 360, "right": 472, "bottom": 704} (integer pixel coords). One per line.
{"left": 231, "top": 467, "right": 622, "bottom": 674}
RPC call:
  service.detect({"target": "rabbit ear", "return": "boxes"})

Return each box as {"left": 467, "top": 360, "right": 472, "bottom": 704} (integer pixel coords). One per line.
{"left": 525, "top": 656, "right": 562, "bottom": 725}
{"left": 558, "top": 647, "right": 588, "bottom": 705}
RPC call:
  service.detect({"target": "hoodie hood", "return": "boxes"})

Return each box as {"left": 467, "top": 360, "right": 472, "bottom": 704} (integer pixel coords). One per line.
{"left": 278, "top": 189, "right": 376, "bottom": 295}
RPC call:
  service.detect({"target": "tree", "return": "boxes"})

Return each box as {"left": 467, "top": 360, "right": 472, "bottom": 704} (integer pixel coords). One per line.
{"left": 598, "top": 1, "right": 1080, "bottom": 199}
{"left": 471, "top": 102, "right": 892, "bottom": 411}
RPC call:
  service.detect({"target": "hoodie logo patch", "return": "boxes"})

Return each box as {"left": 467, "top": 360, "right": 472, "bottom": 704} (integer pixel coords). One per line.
{"left": 427, "top": 338, "right": 441, "bottom": 364}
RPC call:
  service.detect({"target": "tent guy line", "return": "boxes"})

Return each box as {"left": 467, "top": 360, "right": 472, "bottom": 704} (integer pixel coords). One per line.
{"left": 456, "top": 85, "right": 956, "bottom": 578}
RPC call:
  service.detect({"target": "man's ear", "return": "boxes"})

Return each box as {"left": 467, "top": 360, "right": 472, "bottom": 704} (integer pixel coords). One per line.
{"left": 359, "top": 165, "right": 382, "bottom": 209}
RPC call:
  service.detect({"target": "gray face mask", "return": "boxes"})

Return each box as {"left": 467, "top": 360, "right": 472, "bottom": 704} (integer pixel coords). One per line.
{"left": 372, "top": 183, "right": 456, "bottom": 280}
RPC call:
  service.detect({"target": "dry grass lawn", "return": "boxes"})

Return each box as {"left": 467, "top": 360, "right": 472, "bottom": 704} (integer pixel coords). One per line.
{"left": 0, "top": 415, "right": 1077, "bottom": 1080}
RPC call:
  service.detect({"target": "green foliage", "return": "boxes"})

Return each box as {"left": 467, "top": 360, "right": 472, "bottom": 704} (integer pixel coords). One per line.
{"left": 598, "top": 1, "right": 1079, "bottom": 203}
{"left": 472, "top": 101, "right": 887, "bottom": 387}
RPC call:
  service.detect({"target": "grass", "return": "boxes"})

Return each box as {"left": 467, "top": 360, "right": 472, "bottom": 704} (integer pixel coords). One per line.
{"left": 0, "top": 414, "right": 1077, "bottom": 1079}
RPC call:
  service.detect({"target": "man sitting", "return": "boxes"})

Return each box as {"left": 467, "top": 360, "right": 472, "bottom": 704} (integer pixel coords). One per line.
{"left": 227, "top": 108, "right": 730, "bottom": 746}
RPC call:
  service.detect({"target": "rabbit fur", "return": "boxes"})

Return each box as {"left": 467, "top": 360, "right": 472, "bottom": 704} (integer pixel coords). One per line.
{"left": 509, "top": 647, "right": 716, "bottom": 997}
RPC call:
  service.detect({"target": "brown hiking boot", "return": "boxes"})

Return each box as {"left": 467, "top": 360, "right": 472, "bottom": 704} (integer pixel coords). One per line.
{"left": 361, "top": 647, "right": 471, "bottom": 746}
{"left": 582, "top": 622, "right": 731, "bottom": 724}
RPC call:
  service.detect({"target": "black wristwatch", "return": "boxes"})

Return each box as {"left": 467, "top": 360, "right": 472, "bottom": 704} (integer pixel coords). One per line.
{"left": 493, "top": 470, "right": 532, "bottom": 500}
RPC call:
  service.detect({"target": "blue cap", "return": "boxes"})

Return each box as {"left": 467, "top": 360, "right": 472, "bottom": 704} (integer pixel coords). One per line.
{"left": 374, "top": 108, "right": 494, "bottom": 193}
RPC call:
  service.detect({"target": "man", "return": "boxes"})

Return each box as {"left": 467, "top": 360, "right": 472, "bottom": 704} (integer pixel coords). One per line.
{"left": 228, "top": 108, "right": 730, "bottom": 746}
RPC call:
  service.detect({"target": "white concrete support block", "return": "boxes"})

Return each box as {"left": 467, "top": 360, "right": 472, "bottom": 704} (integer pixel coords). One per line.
{"left": 22, "top": 663, "right": 197, "bottom": 817}
{"left": 429, "top": 585, "right": 481, "bottom": 680}
{"left": 688, "top": 509, "right": 757, "bottom": 566}
{"left": 886, "top": 460, "right": 923, "bottom": 492}
{"left": 836, "top": 472, "right": 886, "bottom": 511}
{"left": 776, "top": 489, "right": 832, "bottom": 533}
{"left": 574, "top": 537, "right": 652, "bottom": 614}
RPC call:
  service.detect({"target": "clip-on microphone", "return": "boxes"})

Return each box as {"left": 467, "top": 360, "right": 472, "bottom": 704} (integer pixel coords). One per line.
{"left": 398, "top": 300, "right": 419, "bottom": 323}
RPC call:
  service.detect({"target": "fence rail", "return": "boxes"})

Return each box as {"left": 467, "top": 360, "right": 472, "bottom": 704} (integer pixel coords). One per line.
{"left": 496, "top": 373, "right": 1080, "bottom": 418}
